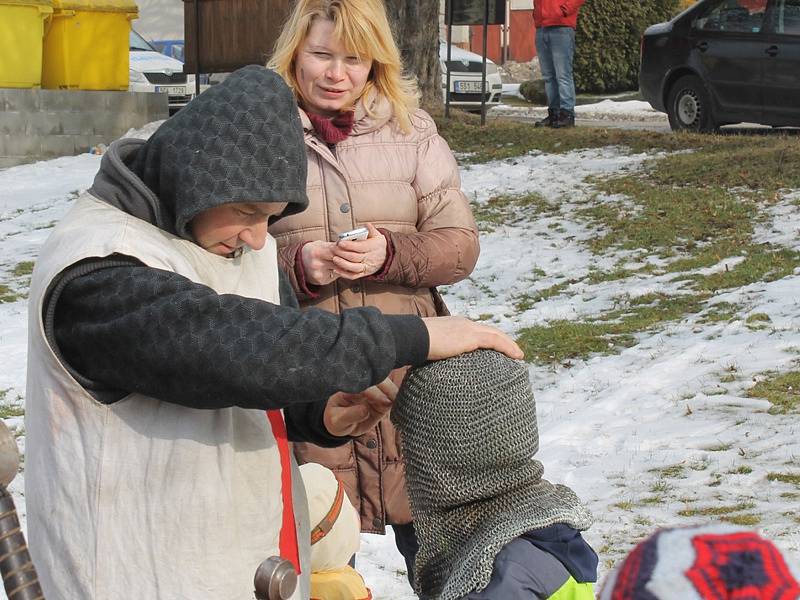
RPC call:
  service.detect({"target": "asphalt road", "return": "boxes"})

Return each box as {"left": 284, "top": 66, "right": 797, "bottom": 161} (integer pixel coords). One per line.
{"left": 490, "top": 108, "right": 800, "bottom": 136}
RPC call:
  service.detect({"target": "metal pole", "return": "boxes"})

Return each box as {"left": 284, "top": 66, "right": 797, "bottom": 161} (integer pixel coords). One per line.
{"left": 502, "top": 1, "right": 509, "bottom": 65}
{"left": 480, "top": 0, "right": 488, "bottom": 125}
{"left": 445, "top": 0, "right": 453, "bottom": 118}
{"left": 194, "top": 0, "right": 201, "bottom": 97}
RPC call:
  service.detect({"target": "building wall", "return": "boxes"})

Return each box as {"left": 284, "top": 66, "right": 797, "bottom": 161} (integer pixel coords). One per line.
{"left": 467, "top": 24, "right": 503, "bottom": 63}
{"left": 0, "top": 89, "right": 168, "bottom": 168}
{"left": 509, "top": 9, "right": 536, "bottom": 62}
{"left": 441, "top": 0, "right": 537, "bottom": 63}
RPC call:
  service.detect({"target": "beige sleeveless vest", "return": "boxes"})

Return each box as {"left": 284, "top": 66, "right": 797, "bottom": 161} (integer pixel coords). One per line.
{"left": 25, "top": 194, "right": 310, "bottom": 600}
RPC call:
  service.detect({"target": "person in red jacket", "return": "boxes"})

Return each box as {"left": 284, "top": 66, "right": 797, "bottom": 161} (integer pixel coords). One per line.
{"left": 533, "top": 0, "right": 585, "bottom": 128}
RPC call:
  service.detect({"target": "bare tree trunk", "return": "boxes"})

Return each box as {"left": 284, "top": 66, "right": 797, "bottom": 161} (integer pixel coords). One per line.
{"left": 385, "top": 0, "right": 442, "bottom": 110}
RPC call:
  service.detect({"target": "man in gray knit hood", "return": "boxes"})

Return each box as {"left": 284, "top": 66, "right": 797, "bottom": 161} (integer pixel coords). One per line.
{"left": 392, "top": 350, "right": 598, "bottom": 600}
{"left": 25, "top": 66, "right": 524, "bottom": 599}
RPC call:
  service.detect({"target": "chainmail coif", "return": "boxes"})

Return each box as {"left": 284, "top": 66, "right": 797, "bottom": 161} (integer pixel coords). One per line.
{"left": 391, "top": 350, "right": 593, "bottom": 600}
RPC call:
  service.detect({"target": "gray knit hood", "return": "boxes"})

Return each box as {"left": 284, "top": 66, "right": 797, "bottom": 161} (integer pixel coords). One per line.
{"left": 391, "top": 350, "right": 593, "bottom": 600}
{"left": 89, "top": 65, "right": 308, "bottom": 240}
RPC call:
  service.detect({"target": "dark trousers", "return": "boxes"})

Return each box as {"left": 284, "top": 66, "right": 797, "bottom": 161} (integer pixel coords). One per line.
{"left": 350, "top": 522, "right": 419, "bottom": 588}
{"left": 392, "top": 522, "right": 419, "bottom": 588}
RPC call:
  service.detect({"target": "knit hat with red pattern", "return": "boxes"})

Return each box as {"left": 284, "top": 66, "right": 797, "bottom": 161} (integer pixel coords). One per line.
{"left": 599, "top": 523, "right": 800, "bottom": 600}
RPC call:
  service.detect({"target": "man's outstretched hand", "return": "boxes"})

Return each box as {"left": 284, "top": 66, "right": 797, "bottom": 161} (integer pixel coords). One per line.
{"left": 323, "top": 378, "right": 398, "bottom": 438}
{"left": 422, "top": 316, "right": 524, "bottom": 361}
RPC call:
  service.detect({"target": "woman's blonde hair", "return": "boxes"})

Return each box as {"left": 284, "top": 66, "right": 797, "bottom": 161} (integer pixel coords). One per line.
{"left": 268, "top": 0, "right": 420, "bottom": 133}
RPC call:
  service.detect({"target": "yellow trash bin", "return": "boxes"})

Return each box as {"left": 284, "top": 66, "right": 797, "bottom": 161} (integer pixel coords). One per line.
{"left": 0, "top": 0, "right": 53, "bottom": 88}
{"left": 42, "top": 0, "right": 137, "bottom": 90}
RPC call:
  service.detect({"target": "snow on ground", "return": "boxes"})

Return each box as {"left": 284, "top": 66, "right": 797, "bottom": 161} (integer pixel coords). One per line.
{"left": 502, "top": 83, "right": 524, "bottom": 99}
{"left": 493, "top": 93, "right": 668, "bottom": 122}
{"left": 1, "top": 132, "right": 799, "bottom": 598}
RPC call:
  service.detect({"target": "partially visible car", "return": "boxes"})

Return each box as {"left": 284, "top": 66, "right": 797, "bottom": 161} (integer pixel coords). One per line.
{"left": 152, "top": 39, "right": 211, "bottom": 87}
{"left": 639, "top": 0, "right": 800, "bottom": 132}
{"left": 440, "top": 42, "right": 503, "bottom": 112}
{"left": 129, "top": 30, "right": 195, "bottom": 115}
{"left": 152, "top": 39, "right": 185, "bottom": 63}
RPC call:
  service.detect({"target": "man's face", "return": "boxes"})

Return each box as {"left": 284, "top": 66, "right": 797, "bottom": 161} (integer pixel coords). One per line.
{"left": 190, "top": 202, "right": 289, "bottom": 257}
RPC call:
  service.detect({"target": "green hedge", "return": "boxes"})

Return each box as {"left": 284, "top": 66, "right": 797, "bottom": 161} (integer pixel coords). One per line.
{"left": 573, "top": 0, "right": 680, "bottom": 93}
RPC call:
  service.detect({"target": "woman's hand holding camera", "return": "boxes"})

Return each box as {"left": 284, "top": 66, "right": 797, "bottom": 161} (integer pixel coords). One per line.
{"left": 331, "top": 223, "right": 387, "bottom": 280}
{"left": 301, "top": 240, "right": 340, "bottom": 285}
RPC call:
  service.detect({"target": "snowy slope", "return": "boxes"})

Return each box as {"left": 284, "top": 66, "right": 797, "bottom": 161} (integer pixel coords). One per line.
{"left": 0, "top": 130, "right": 798, "bottom": 598}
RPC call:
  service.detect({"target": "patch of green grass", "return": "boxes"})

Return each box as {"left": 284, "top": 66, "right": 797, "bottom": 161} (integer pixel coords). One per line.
{"left": 584, "top": 266, "right": 648, "bottom": 285}
{"left": 470, "top": 192, "right": 555, "bottom": 232}
{"left": 650, "top": 480, "right": 671, "bottom": 494}
{"left": 0, "top": 405, "right": 24, "bottom": 419}
{"left": 677, "top": 501, "right": 756, "bottom": 517}
{"left": 685, "top": 246, "right": 800, "bottom": 292}
{"left": 513, "top": 281, "right": 572, "bottom": 312}
{"left": 746, "top": 371, "right": 800, "bottom": 414}
{"left": 730, "top": 465, "right": 753, "bottom": 475}
{"left": 642, "top": 136, "right": 800, "bottom": 194}
{"left": 441, "top": 112, "right": 800, "bottom": 185}
{"left": 633, "top": 516, "right": 653, "bottom": 526}
{"left": 613, "top": 501, "right": 634, "bottom": 511}
{"left": 784, "top": 511, "right": 800, "bottom": 524}
{"left": 698, "top": 302, "right": 742, "bottom": 325}
{"left": 517, "top": 292, "right": 706, "bottom": 363}
{"left": 723, "top": 514, "right": 761, "bottom": 526}
{"left": 0, "top": 284, "right": 22, "bottom": 303}
{"left": 746, "top": 313, "right": 771, "bottom": 324}
{"left": 705, "top": 442, "right": 733, "bottom": 452}
{"left": 581, "top": 178, "right": 755, "bottom": 258}
{"left": 704, "top": 387, "right": 728, "bottom": 396}
{"left": 651, "top": 464, "right": 686, "bottom": 479}
{"left": 517, "top": 319, "right": 635, "bottom": 363}
{"left": 12, "top": 261, "right": 34, "bottom": 277}
{"left": 598, "top": 292, "right": 706, "bottom": 331}
{"left": 767, "top": 472, "right": 800, "bottom": 486}
{"left": 477, "top": 313, "right": 494, "bottom": 321}
{"left": 435, "top": 113, "right": 698, "bottom": 163}
{"left": 640, "top": 495, "right": 667, "bottom": 505}
{"left": 465, "top": 276, "right": 497, "bottom": 299}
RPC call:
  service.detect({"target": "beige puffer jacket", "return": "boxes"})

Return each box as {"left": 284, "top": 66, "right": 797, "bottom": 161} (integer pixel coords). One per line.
{"left": 271, "top": 94, "right": 479, "bottom": 533}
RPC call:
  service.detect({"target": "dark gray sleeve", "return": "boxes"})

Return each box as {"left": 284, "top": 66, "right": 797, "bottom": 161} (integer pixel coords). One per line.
{"left": 278, "top": 268, "right": 300, "bottom": 309}
{"left": 283, "top": 399, "right": 348, "bottom": 447}
{"left": 48, "top": 258, "right": 429, "bottom": 412}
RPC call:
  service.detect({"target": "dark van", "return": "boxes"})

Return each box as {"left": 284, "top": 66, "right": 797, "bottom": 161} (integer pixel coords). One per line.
{"left": 640, "top": 0, "right": 800, "bottom": 131}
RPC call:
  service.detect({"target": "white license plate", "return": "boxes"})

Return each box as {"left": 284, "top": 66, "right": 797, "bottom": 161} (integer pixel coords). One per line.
{"left": 454, "top": 80, "right": 483, "bottom": 93}
{"left": 155, "top": 86, "right": 186, "bottom": 95}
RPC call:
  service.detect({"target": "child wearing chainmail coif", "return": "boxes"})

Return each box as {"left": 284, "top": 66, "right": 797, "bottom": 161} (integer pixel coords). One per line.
{"left": 391, "top": 349, "right": 598, "bottom": 600}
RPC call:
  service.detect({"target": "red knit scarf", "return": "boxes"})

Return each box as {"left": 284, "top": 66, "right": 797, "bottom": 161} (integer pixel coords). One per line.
{"left": 306, "top": 110, "right": 355, "bottom": 144}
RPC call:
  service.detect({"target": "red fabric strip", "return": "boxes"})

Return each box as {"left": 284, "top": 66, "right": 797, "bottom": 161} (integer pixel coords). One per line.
{"left": 266, "top": 410, "right": 301, "bottom": 574}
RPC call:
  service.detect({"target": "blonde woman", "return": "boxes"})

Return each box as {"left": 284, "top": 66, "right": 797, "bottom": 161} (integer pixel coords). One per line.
{"left": 268, "top": 0, "right": 480, "bottom": 584}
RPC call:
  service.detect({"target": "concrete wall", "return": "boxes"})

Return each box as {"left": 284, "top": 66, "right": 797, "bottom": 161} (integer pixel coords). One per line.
{"left": 0, "top": 89, "right": 168, "bottom": 169}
